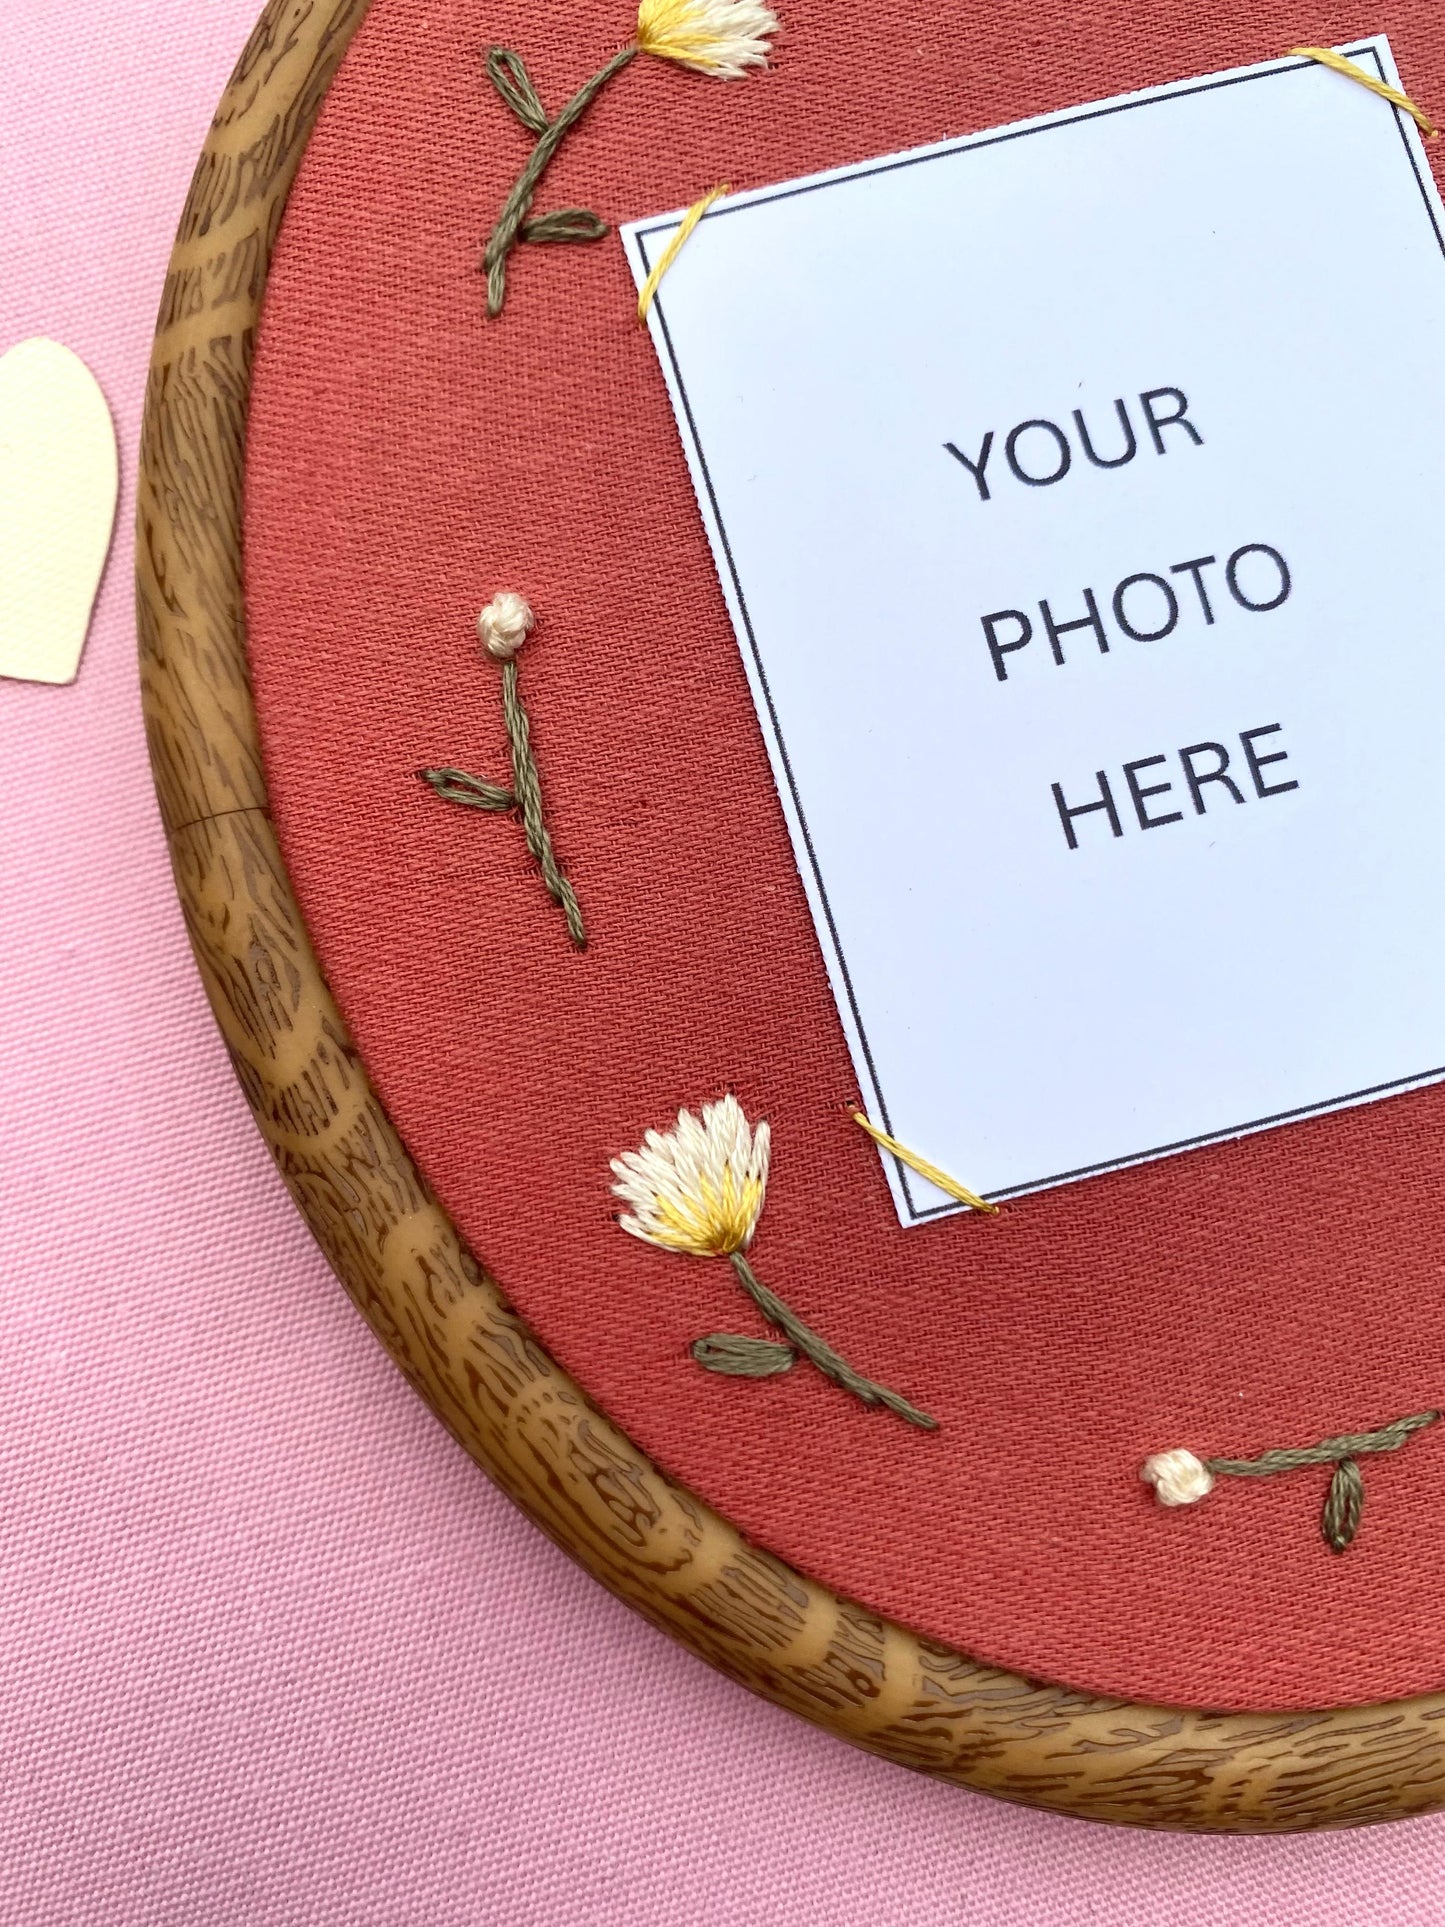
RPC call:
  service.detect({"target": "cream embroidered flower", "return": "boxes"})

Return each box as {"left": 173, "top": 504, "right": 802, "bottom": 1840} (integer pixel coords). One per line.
{"left": 611, "top": 1096, "right": 936, "bottom": 1426}
{"left": 478, "top": 591, "right": 535, "bottom": 661}
{"left": 1141, "top": 1448, "right": 1215, "bottom": 1508}
{"left": 426, "top": 590, "right": 585, "bottom": 945}
{"left": 636, "top": 0, "right": 779, "bottom": 78}
{"left": 612, "top": 1094, "right": 770, "bottom": 1257}
{"left": 1140, "top": 1412, "right": 1439, "bottom": 1552}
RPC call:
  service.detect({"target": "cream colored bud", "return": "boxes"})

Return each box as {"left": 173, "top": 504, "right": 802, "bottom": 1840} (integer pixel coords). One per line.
{"left": 478, "top": 591, "right": 535, "bottom": 661}
{"left": 1141, "top": 1448, "right": 1215, "bottom": 1507}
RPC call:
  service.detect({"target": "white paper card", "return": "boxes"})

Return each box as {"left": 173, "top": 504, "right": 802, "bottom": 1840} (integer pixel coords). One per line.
{"left": 0, "top": 339, "right": 117, "bottom": 686}
{"left": 623, "top": 40, "right": 1445, "bottom": 1224}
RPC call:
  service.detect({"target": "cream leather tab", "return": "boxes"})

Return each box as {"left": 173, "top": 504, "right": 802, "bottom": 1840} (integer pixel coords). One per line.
{"left": 0, "top": 339, "right": 118, "bottom": 685}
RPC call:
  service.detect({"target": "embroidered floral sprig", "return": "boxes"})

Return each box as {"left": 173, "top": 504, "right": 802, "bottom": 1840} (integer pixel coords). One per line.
{"left": 420, "top": 593, "right": 585, "bottom": 948}
{"left": 1141, "top": 1409, "right": 1440, "bottom": 1553}
{"left": 612, "top": 1095, "right": 937, "bottom": 1428}
{"left": 481, "top": 0, "right": 780, "bottom": 316}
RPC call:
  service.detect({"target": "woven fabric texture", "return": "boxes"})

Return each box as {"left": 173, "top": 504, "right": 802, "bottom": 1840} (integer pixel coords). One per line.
{"left": 245, "top": 0, "right": 1445, "bottom": 1714}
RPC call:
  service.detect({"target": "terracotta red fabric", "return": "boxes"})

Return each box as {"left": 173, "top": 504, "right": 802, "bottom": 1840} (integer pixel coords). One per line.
{"left": 244, "top": 0, "right": 1445, "bottom": 1710}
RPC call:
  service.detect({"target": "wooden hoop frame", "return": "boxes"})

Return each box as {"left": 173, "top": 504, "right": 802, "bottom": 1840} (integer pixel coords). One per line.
{"left": 137, "top": 0, "right": 1445, "bottom": 1830}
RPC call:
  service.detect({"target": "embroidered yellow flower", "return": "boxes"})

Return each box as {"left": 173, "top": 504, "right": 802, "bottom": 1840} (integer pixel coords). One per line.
{"left": 636, "top": 0, "right": 780, "bottom": 78}
{"left": 611, "top": 1097, "right": 937, "bottom": 1427}
{"left": 481, "top": 4, "right": 779, "bottom": 315}
{"left": 612, "top": 1094, "right": 770, "bottom": 1257}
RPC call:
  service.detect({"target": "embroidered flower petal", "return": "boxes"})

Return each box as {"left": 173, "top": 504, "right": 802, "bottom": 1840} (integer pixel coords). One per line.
{"left": 636, "top": 0, "right": 779, "bottom": 78}
{"left": 611, "top": 1095, "right": 770, "bottom": 1256}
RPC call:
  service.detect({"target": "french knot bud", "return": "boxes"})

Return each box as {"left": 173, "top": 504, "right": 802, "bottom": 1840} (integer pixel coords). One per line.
{"left": 1140, "top": 1447, "right": 1215, "bottom": 1508}
{"left": 478, "top": 591, "right": 535, "bottom": 661}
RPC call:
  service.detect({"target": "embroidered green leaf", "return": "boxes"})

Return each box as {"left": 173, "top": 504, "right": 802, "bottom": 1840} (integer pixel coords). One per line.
{"left": 486, "top": 46, "right": 550, "bottom": 135}
{"left": 1323, "top": 1458, "right": 1365, "bottom": 1554}
{"left": 419, "top": 767, "right": 514, "bottom": 812}
{"left": 522, "top": 209, "right": 610, "bottom": 245}
{"left": 691, "top": 1334, "right": 795, "bottom": 1378}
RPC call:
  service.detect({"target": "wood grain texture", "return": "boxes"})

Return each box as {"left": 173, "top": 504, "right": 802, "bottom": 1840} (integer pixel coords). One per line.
{"left": 136, "top": 0, "right": 1445, "bottom": 1830}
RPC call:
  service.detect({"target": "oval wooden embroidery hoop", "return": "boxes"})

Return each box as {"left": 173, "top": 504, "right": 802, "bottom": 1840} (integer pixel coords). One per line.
{"left": 137, "top": 0, "right": 1445, "bottom": 1831}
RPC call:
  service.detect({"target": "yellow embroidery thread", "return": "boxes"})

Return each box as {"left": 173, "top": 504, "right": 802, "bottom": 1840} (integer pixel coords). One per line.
{"left": 1289, "top": 46, "right": 1438, "bottom": 139}
{"left": 637, "top": 184, "right": 731, "bottom": 321}
{"left": 850, "top": 1112, "right": 999, "bottom": 1216}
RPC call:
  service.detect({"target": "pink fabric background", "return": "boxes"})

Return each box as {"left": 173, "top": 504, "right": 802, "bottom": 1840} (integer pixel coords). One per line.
{"left": 5, "top": 0, "right": 1445, "bottom": 1918}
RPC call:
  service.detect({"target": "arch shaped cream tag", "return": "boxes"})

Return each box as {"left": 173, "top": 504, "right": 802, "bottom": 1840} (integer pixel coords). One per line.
{"left": 0, "top": 339, "right": 118, "bottom": 685}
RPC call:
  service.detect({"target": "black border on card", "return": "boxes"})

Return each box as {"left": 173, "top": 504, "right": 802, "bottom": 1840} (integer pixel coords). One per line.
{"left": 635, "top": 42, "right": 1445, "bottom": 1219}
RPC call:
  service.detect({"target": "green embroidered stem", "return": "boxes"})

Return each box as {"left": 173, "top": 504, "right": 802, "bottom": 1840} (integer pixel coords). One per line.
{"left": 727, "top": 1251, "right": 938, "bottom": 1430}
{"left": 1203, "top": 1410, "right": 1439, "bottom": 1478}
{"left": 692, "top": 1334, "right": 795, "bottom": 1378}
{"left": 1205, "top": 1409, "right": 1438, "bottom": 1555}
{"left": 500, "top": 658, "right": 586, "bottom": 949}
{"left": 482, "top": 43, "right": 637, "bottom": 316}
